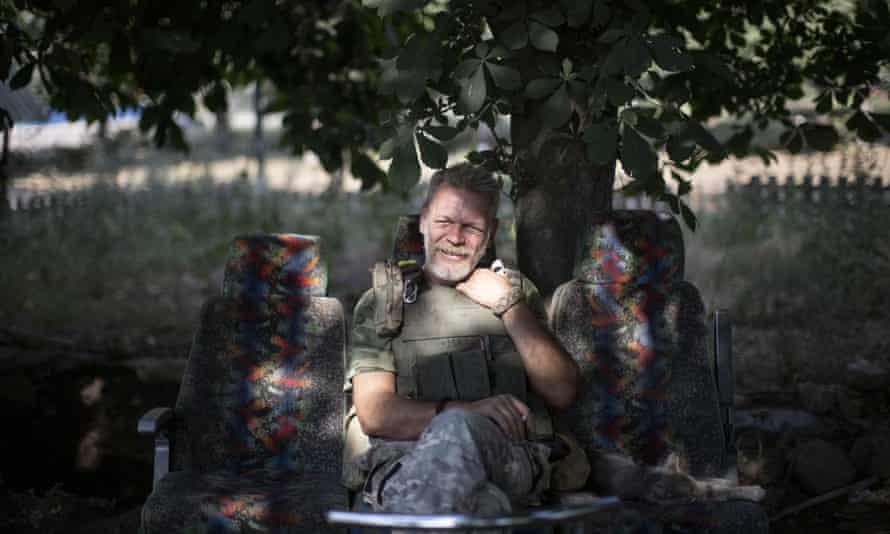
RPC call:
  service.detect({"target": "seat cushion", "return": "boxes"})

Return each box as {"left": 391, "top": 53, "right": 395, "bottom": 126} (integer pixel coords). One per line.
{"left": 141, "top": 470, "right": 346, "bottom": 533}
{"left": 551, "top": 279, "right": 675, "bottom": 466}
{"left": 174, "top": 295, "right": 345, "bottom": 476}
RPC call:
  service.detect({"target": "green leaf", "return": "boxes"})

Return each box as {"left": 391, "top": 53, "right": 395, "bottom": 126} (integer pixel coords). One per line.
{"left": 379, "top": 135, "right": 401, "bottom": 160}
{"left": 203, "top": 82, "right": 228, "bottom": 113}
{"left": 562, "top": 0, "right": 593, "bottom": 28}
{"left": 379, "top": 57, "right": 426, "bottom": 103}
{"left": 455, "top": 58, "right": 482, "bottom": 79}
{"left": 650, "top": 34, "right": 692, "bottom": 72}
{"left": 9, "top": 62, "right": 34, "bottom": 90}
{"left": 500, "top": 21, "right": 528, "bottom": 50}
{"left": 680, "top": 200, "right": 697, "bottom": 231}
{"left": 598, "top": 28, "right": 625, "bottom": 43}
{"left": 399, "top": 32, "right": 443, "bottom": 73}
{"left": 388, "top": 142, "right": 421, "bottom": 192}
{"left": 846, "top": 111, "right": 882, "bottom": 142}
{"left": 364, "top": 0, "right": 427, "bottom": 17}
{"left": 475, "top": 41, "right": 491, "bottom": 59}
{"left": 524, "top": 77, "right": 561, "bottom": 99}
{"left": 666, "top": 135, "right": 696, "bottom": 161}
{"left": 486, "top": 63, "right": 522, "bottom": 90}
{"left": 815, "top": 91, "right": 834, "bottom": 114}
{"left": 583, "top": 120, "right": 618, "bottom": 164}
{"left": 621, "top": 35, "right": 651, "bottom": 77}
{"left": 459, "top": 65, "right": 487, "bottom": 114}
{"left": 142, "top": 29, "right": 200, "bottom": 54}
{"left": 872, "top": 112, "right": 890, "bottom": 132}
{"left": 800, "top": 123, "right": 838, "bottom": 151}
{"left": 426, "top": 125, "right": 459, "bottom": 141}
{"left": 603, "top": 77, "right": 634, "bottom": 106}
{"left": 779, "top": 128, "right": 804, "bottom": 154}
{"left": 416, "top": 130, "right": 448, "bottom": 169}
{"left": 529, "top": 21, "right": 559, "bottom": 52}
{"left": 591, "top": 0, "right": 611, "bottom": 28}
{"left": 635, "top": 114, "right": 665, "bottom": 139}
{"left": 530, "top": 8, "right": 565, "bottom": 27}
{"left": 351, "top": 151, "right": 386, "bottom": 191}
{"left": 256, "top": 20, "right": 290, "bottom": 53}
{"left": 685, "top": 120, "right": 723, "bottom": 155}
{"left": 540, "top": 83, "right": 572, "bottom": 128}
{"left": 620, "top": 126, "right": 657, "bottom": 179}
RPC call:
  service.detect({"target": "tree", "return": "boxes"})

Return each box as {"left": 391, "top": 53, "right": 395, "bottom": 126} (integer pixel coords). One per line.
{"left": 3, "top": 0, "right": 890, "bottom": 296}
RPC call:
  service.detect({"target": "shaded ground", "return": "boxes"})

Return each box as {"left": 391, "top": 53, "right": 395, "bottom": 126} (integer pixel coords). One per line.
{"left": 2, "top": 134, "right": 889, "bottom": 533}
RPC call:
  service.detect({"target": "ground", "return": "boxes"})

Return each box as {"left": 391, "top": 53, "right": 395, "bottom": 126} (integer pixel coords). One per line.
{"left": 1, "top": 124, "right": 889, "bottom": 533}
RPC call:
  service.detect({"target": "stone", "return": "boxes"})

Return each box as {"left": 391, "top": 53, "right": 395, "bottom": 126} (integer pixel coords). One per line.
{"left": 792, "top": 439, "right": 856, "bottom": 495}
{"left": 837, "top": 388, "right": 865, "bottom": 421}
{"left": 796, "top": 382, "right": 838, "bottom": 414}
{"left": 851, "top": 429, "right": 890, "bottom": 479}
{"left": 736, "top": 407, "right": 837, "bottom": 439}
{"left": 736, "top": 429, "right": 786, "bottom": 486}
{"left": 846, "top": 358, "right": 890, "bottom": 392}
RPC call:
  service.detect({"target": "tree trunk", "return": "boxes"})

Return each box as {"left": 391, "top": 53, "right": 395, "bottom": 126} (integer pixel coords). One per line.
{"left": 512, "top": 116, "right": 615, "bottom": 301}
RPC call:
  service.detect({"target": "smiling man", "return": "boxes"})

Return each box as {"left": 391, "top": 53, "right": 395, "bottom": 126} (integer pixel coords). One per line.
{"left": 343, "top": 164, "right": 583, "bottom": 517}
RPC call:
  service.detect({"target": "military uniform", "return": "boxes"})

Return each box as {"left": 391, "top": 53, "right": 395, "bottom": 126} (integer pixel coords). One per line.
{"left": 343, "top": 272, "right": 564, "bottom": 515}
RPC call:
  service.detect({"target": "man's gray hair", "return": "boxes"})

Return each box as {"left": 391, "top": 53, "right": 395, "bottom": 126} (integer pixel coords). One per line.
{"left": 423, "top": 163, "right": 501, "bottom": 221}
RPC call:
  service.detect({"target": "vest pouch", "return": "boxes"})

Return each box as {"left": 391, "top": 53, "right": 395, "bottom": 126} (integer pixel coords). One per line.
{"left": 415, "top": 346, "right": 491, "bottom": 402}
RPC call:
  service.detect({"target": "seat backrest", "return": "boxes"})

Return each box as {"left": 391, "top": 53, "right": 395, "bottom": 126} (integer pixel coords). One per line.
{"left": 550, "top": 210, "right": 725, "bottom": 477}
{"left": 173, "top": 234, "right": 345, "bottom": 479}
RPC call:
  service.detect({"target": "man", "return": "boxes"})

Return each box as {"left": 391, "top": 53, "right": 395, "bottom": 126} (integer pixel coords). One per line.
{"left": 343, "top": 163, "right": 582, "bottom": 516}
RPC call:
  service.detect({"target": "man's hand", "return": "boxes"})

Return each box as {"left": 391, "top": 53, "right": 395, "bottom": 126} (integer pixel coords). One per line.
{"left": 455, "top": 268, "right": 512, "bottom": 309}
{"left": 464, "top": 394, "right": 532, "bottom": 441}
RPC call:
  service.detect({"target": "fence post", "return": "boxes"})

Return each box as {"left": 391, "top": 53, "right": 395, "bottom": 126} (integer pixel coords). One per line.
{"left": 838, "top": 176, "right": 849, "bottom": 206}
{"left": 766, "top": 176, "right": 779, "bottom": 211}
{"left": 854, "top": 175, "right": 867, "bottom": 206}
{"left": 801, "top": 175, "right": 813, "bottom": 204}
{"left": 747, "top": 175, "right": 761, "bottom": 206}
{"left": 818, "top": 175, "right": 831, "bottom": 205}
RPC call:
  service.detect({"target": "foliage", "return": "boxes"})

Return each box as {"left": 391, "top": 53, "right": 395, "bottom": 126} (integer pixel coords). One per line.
{"left": 3, "top": 0, "right": 890, "bottom": 225}
{"left": 0, "top": 176, "right": 405, "bottom": 334}
{"left": 0, "top": 0, "right": 397, "bottom": 175}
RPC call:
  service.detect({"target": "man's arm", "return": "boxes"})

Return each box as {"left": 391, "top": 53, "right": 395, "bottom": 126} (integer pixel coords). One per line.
{"left": 349, "top": 289, "right": 534, "bottom": 441}
{"left": 456, "top": 269, "right": 579, "bottom": 410}
{"left": 354, "top": 372, "right": 534, "bottom": 441}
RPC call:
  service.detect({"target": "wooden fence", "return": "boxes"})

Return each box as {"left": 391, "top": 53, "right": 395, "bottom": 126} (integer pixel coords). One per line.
{"left": 725, "top": 174, "right": 890, "bottom": 208}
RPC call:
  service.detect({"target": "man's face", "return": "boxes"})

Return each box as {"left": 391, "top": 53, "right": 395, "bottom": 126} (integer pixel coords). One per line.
{"left": 419, "top": 183, "right": 496, "bottom": 285}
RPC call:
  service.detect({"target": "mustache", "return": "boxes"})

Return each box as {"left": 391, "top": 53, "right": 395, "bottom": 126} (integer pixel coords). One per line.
{"left": 437, "top": 246, "right": 472, "bottom": 256}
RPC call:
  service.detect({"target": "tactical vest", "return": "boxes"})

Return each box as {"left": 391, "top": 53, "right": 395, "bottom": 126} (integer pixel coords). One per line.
{"left": 341, "top": 261, "right": 555, "bottom": 490}
{"left": 372, "top": 260, "right": 552, "bottom": 436}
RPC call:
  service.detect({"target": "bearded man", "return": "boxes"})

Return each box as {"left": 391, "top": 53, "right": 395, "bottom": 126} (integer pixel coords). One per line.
{"left": 342, "top": 164, "right": 583, "bottom": 516}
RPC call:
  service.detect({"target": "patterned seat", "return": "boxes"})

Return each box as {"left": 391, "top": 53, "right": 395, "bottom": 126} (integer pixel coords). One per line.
{"left": 549, "top": 210, "right": 768, "bottom": 533}
{"left": 140, "top": 234, "right": 346, "bottom": 533}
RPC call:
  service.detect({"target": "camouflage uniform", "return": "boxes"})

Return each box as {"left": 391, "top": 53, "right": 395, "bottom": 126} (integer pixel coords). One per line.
{"left": 361, "top": 410, "right": 552, "bottom": 515}
{"left": 343, "top": 273, "right": 558, "bottom": 516}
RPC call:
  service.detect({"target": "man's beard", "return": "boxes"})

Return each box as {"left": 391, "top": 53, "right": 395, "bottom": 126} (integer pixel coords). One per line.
{"left": 423, "top": 232, "right": 490, "bottom": 284}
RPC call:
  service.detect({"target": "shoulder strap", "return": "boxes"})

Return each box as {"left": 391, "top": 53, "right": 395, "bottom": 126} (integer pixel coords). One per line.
{"left": 372, "top": 259, "right": 422, "bottom": 337}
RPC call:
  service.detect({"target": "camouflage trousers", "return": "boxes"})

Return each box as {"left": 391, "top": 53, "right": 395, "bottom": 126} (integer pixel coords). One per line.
{"left": 361, "top": 409, "right": 553, "bottom": 517}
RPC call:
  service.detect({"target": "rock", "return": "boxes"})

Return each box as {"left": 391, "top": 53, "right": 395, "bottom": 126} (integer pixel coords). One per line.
{"left": 837, "top": 389, "right": 865, "bottom": 421}
{"left": 121, "top": 357, "right": 187, "bottom": 384}
{"left": 851, "top": 429, "right": 890, "bottom": 479}
{"left": 736, "top": 430, "right": 786, "bottom": 486}
{"left": 796, "top": 382, "right": 838, "bottom": 414}
{"left": 792, "top": 439, "right": 856, "bottom": 494}
{"left": 736, "top": 407, "right": 837, "bottom": 439}
{"left": 846, "top": 358, "right": 890, "bottom": 392}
